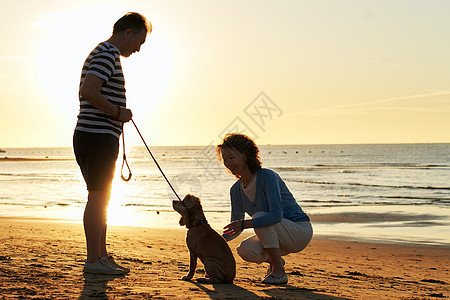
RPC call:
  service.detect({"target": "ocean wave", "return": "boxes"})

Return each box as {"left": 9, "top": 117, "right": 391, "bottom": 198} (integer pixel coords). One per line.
{"left": 368, "top": 221, "right": 447, "bottom": 227}
{"left": 314, "top": 163, "right": 448, "bottom": 169}
{"left": 0, "top": 172, "right": 75, "bottom": 178}
{"left": 0, "top": 157, "right": 74, "bottom": 162}
{"left": 302, "top": 199, "right": 352, "bottom": 203}
{"left": 291, "top": 179, "right": 450, "bottom": 191}
{"left": 273, "top": 164, "right": 449, "bottom": 172}
{"left": 347, "top": 182, "right": 450, "bottom": 190}
{"left": 0, "top": 175, "right": 79, "bottom": 183}
{"left": 293, "top": 180, "right": 336, "bottom": 185}
{"left": 309, "top": 212, "right": 445, "bottom": 223}
{"left": 272, "top": 167, "right": 317, "bottom": 171}
{"left": 381, "top": 195, "right": 450, "bottom": 201}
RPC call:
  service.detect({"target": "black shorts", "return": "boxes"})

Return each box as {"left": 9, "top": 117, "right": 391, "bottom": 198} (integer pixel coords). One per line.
{"left": 73, "top": 130, "right": 119, "bottom": 191}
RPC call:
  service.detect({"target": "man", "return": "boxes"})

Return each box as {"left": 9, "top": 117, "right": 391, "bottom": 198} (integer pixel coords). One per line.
{"left": 73, "top": 12, "right": 151, "bottom": 275}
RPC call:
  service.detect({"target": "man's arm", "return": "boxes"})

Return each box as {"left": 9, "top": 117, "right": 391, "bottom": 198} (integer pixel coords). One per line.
{"left": 80, "top": 73, "right": 132, "bottom": 122}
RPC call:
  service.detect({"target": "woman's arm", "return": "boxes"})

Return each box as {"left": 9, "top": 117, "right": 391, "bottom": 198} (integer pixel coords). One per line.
{"left": 252, "top": 170, "right": 283, "bottom": 228}
{"left": 222, "top": 185, "right": 245, "bottom": 241}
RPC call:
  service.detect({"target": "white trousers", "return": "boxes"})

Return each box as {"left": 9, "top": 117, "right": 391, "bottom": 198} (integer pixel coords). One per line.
{"left": 237, "top": 212, "right": 313, "bottom": 264}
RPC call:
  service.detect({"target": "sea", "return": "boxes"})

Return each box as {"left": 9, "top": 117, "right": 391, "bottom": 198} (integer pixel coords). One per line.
{"left": 0, "top": 143, "right": 449, "bottom": 246}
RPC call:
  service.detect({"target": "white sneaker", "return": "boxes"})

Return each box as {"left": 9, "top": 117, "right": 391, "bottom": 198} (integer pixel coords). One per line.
{"left": 264, "top": 257, "right": 285, "bottom": 279}
{"left": 108, "top": 255, "right": 130, "bottom": 273}
{"left": 83, "top": 257, "right": 124, "bottom": 275}
{"left": 262, "top": 272, "right": 288, "bottom": 285}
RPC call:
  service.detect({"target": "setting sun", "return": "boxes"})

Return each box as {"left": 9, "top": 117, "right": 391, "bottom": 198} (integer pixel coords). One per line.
{"left": 2, "top": 1, "right": 449, "bottom": 147}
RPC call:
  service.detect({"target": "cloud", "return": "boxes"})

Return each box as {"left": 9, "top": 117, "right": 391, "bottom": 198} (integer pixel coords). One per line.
{"left": 345, "top": 56, "right": 408, "bottom": 68}
{"left": 0, "top": 56, "right": 24, "bottom": 61}
{"left": 295, "top": 91, "right": 450, "bottom": 116}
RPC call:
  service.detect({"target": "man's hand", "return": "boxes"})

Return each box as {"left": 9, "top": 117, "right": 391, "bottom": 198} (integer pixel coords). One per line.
{"left": 117, "top": 107, "right": 133, "bottom": 122}
{"left": 80, "top": 73, "right": 129, "bottom": 120}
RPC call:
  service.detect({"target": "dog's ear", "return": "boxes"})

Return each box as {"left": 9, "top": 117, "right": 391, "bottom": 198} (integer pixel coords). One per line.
{"left": 179, "top": 216, "right": 186, "bottom": 226}
{"left": 183, "top": 194, "right": 193, "bottom": 207}
{"left": 184, "top": 194, "right": 200, "bottom": 208}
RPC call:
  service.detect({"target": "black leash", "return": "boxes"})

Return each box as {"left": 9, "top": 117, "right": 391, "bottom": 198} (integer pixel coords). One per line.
{"left": 125, "top": 119, "right": 182, "bottom": 201}
{"left": 120, "top": 125, "right": 132, "bottom": 182}
{"left": 122, "top": 124, "right": 204, "bottom": 224}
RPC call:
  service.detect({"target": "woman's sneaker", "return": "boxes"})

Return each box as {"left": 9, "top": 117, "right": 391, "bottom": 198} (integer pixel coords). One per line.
{"left": 264, "top": 257, "right": 285, "bottom": 279}
{"left": 262, "top": 272, "right": 288, "bottom": 285}
{"left": 83, "top": 257, "right": 125, "bottom": 275}
{"left": 108, "top": 255, "right": 130, "bottom": 273}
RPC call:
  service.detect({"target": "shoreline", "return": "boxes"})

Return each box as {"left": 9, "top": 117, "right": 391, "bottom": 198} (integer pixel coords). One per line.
{"left": 0, "top": 157, "right": 74, "bottom": 162}
{"left": 0, "top": 206, "right": 450, "bottom": 247}
{"left": 1, "top": 217, "right": 448, "bottom": 299}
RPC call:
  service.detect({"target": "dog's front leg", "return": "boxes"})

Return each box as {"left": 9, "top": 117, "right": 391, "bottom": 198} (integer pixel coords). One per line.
{"left": 182, "top": 251, "right": 197, "bottom": 281}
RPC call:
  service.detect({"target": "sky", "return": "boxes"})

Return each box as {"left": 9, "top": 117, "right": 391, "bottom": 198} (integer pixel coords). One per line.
{"left": 1, "top": 0, "right": 449, "bottom": 147}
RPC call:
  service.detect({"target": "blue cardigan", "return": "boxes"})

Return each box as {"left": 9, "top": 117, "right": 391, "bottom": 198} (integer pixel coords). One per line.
{"left": 229, "top": 168, "right": 310, "bottom": 229}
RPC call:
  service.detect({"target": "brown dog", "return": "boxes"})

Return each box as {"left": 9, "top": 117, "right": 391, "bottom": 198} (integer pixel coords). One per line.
{"left": 172, "top": 194, "right": 236, "bottom": 284}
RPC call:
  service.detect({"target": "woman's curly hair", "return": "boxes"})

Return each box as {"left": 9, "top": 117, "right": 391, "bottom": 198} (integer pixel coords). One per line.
{"left": 216, "top": 133, "right": 262, "bottom": 177}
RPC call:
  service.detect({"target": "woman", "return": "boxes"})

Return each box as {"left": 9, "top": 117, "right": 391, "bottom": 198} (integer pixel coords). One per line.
{"left": 217, "top": 133, "right": 313, "bottom": 284}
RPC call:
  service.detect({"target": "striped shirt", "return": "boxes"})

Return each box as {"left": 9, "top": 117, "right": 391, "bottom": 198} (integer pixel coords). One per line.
{"left": 75, "top": 42, "right": 125, "bottom": 138}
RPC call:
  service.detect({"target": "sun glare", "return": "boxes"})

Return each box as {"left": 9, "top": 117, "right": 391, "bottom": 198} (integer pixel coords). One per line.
{"left": 120, "top": 30, "right": 174, "bottom": 116}
{"left": 30, "top": 8, "right": 175, "bottom": 147}
{"left": 31, "top": 8, "right": 125, "bottom": 118}
{"left": 107, "top": 180, "right": 136, "bottom": 226}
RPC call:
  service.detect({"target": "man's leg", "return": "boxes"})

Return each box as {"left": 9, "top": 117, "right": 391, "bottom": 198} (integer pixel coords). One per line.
{"left": 84, "top": 189, "right": 111, "bottom": 263}
{"left": 100, "top": 222, "right": 108, "bottom": 258}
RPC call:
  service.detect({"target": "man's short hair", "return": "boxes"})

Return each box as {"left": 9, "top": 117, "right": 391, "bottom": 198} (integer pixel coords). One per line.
{"left": 113, "top": 12, "right": 152, "bottom": 35}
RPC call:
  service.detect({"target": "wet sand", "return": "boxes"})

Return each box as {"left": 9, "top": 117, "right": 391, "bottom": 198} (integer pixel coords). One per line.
{"left": 0, "top": 217, "right": 449, "bottom": 299}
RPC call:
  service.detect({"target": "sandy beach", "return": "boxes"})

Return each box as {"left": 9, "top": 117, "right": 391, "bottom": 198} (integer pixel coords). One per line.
{"left": 0, "top": 218, "right": 448, "bottom": 299}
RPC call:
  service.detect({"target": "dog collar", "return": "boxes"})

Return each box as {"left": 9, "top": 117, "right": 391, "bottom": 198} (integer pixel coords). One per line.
{"left": 187, "top": 215, "right": 208, "bottom": 229}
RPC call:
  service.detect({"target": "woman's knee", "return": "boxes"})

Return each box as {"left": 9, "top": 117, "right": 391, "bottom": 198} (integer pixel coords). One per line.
{"left": 236, "top": 237, "right": 268, "bottom": 264}
{"left": 236, "top": 243, "right": 254, "bottom": 262}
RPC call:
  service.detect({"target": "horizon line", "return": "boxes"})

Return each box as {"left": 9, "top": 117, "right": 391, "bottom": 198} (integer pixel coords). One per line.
{"left": 2, "top": 141, "right": 450, "bottom": 149}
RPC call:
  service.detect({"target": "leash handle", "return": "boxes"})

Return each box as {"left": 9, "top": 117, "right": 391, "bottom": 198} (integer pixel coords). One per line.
{"left": 131, "top": 119, "right": 182, "bottom": 201}
{"left": 120, "top": 126, "right": 132, "bottom": 182}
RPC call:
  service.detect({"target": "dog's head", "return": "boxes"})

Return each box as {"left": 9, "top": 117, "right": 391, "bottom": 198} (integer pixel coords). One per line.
{"left": 172, "top": 194, "right": 206, "bottom": 228}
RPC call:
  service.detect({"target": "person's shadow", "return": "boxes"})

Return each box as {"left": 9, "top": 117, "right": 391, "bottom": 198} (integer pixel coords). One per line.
{"left": 190, "top": 281, "right": 259, "bottom": 299}
{"left": 263, "top": 284, "right": 352, "bottom": 299}
{"left": 79, "top": 273, "right": 125, "bottom": 299}
{"left": 190, "top": 281, "right": 351, "bottom": 299}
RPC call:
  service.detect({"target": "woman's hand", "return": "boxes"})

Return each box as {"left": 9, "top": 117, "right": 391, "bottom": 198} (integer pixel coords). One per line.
{"left": 223, "top": 220, "right": 243, "bottom": 236}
